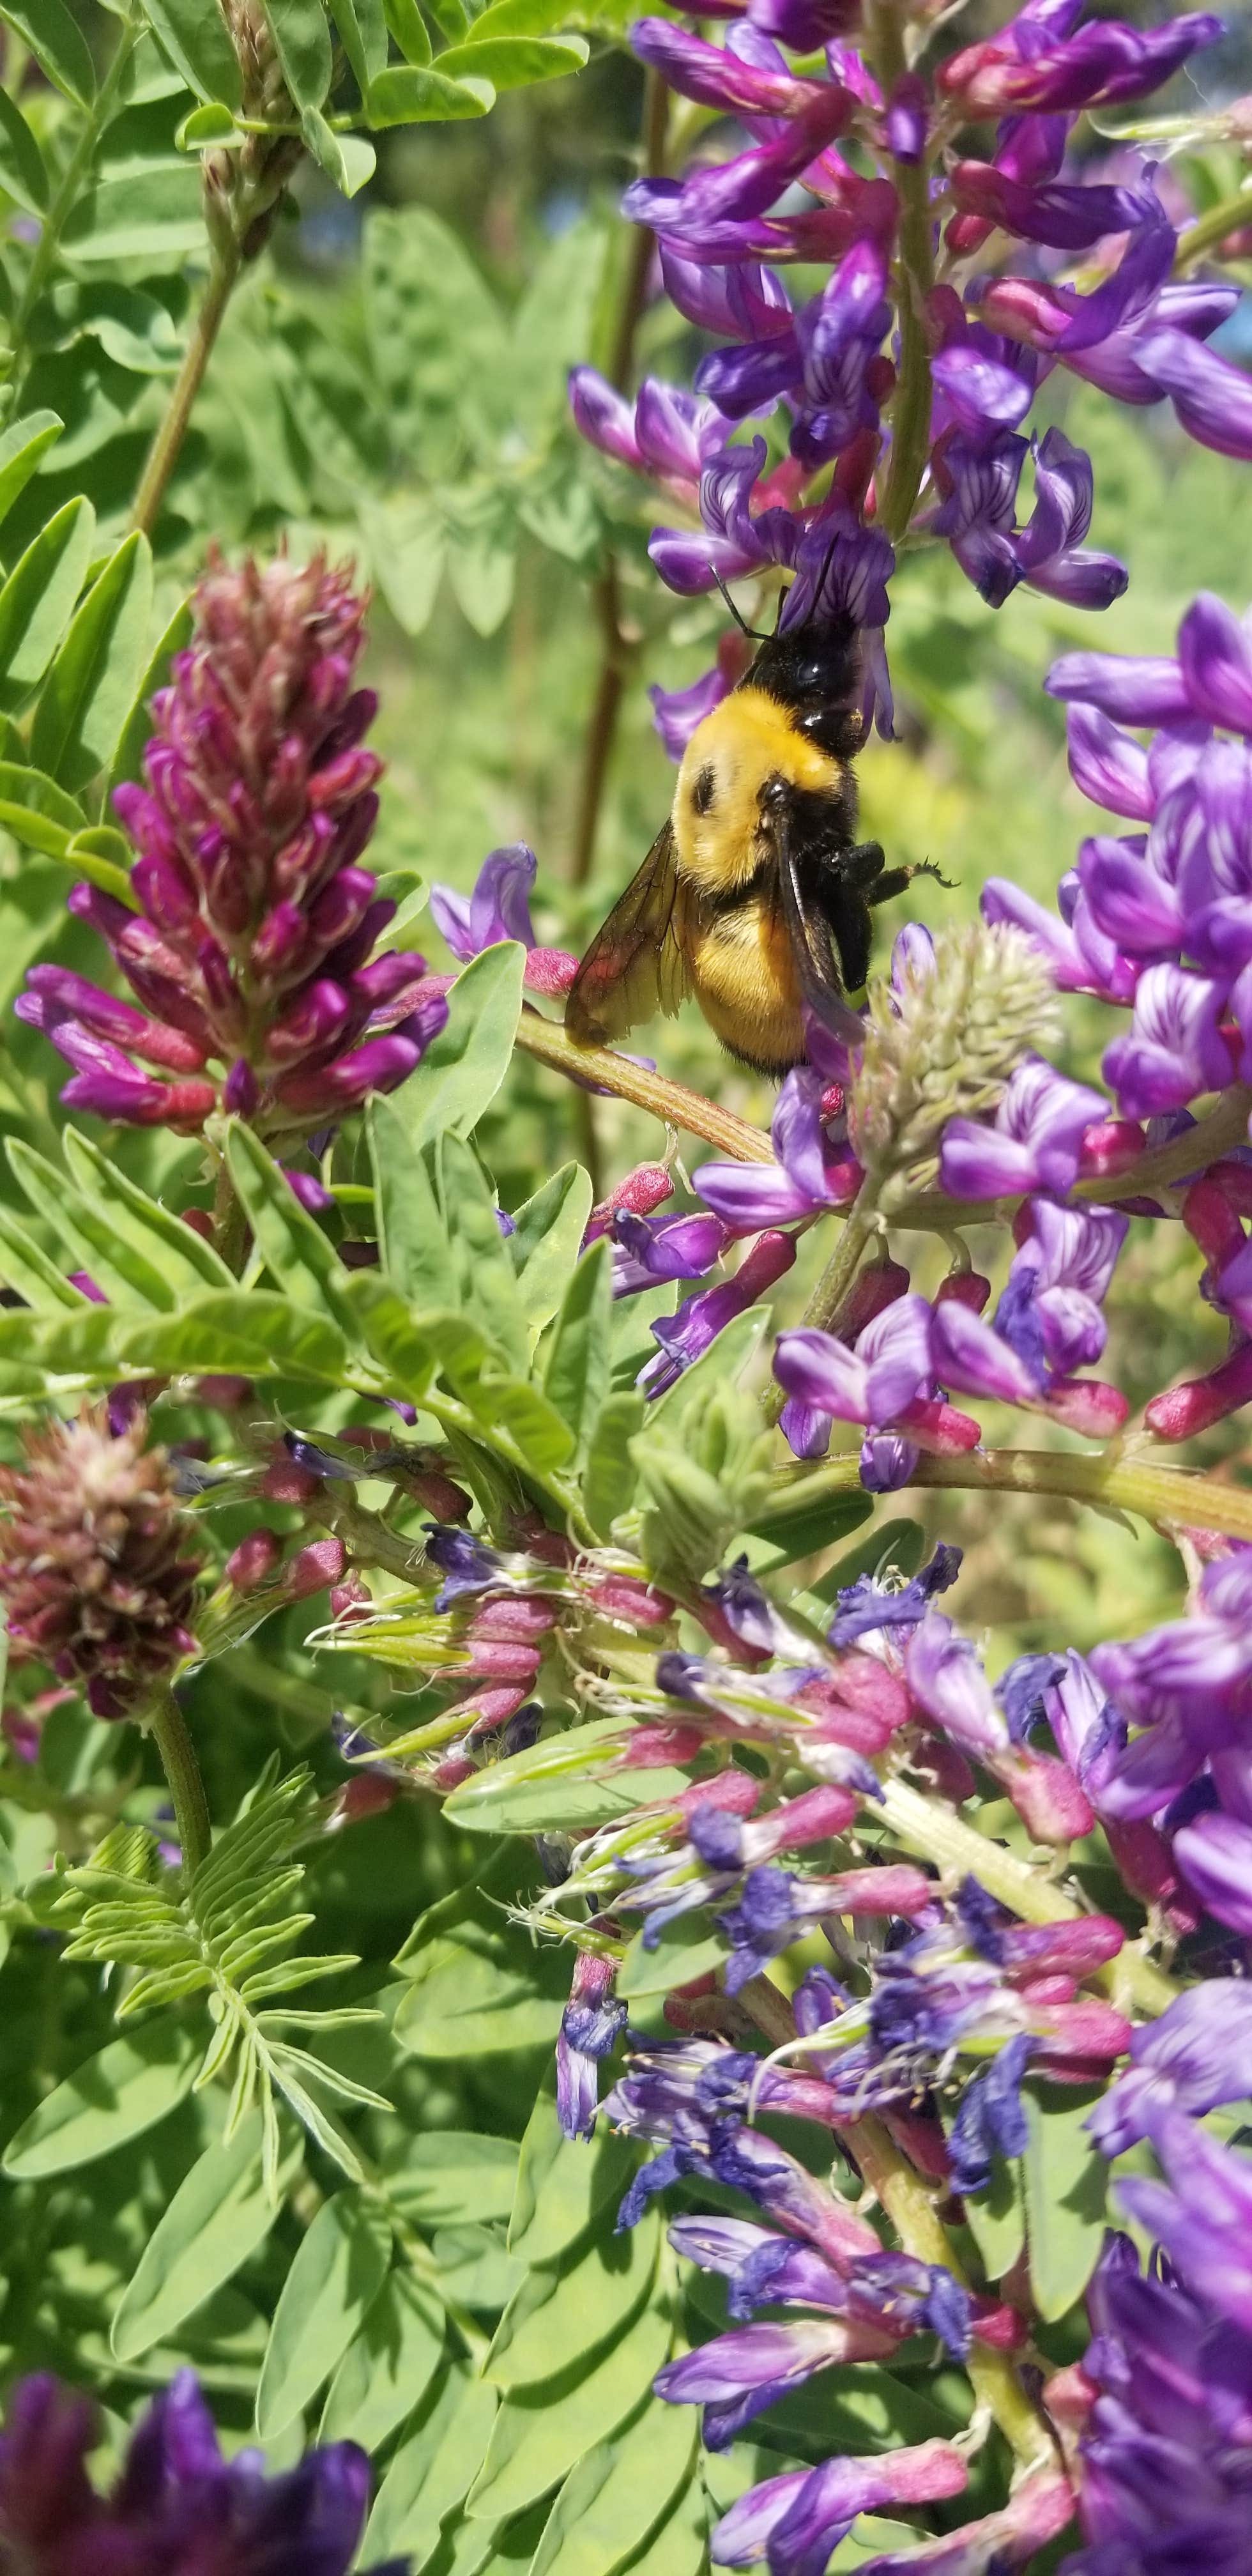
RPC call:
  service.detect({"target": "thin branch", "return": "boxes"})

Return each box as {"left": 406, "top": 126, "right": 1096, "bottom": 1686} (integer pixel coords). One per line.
{"left": 513, "top": 1008, "right": 774, "bottom": 1161}
{"left": 755, "top": 1439, "right": 1252, "bottom": 1549}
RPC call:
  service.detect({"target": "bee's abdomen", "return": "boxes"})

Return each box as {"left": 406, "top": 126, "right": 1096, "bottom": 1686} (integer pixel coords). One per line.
{"left": 690, "top": 895, "right": 805, "bottom": 1073}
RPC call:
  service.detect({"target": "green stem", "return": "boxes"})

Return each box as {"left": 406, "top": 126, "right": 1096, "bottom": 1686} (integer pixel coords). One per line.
{"left": 514, "top": 1008, "right": 774, "bottom": 1161}
{"left": 739, "top": 1975, "right": 1054, "bottom": 2465}
{"left": 756, "top": 1439, "right": 1252, "bottom": 1551}
{"left": 149, "top": 1692, "right": 212, "bottom": 1876}
{"left": 1173, "top": 188, "right": 1252, "bottom": 271}
{"left": 131, "top": 238, "right": 242, "bottom": 537}
{"left": 868, "top": 6, "right": 935, "bottom": 543}
{"left": 8, "top": 22, "right": 139, "bottom": 409}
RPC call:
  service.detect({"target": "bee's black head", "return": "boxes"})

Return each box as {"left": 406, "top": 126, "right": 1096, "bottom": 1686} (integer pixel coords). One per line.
{"left": 745, "top": 611, "right": 864, "bottom": 760}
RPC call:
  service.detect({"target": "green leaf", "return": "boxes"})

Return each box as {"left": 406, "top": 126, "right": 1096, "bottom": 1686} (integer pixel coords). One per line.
{"left": 8, "top": 1137, "right": 172, "bottom": 1308}
{"left": 363, "top": 2364, "right": 498, "bottom": 2564}
{"left": 394, "top": 1919, "right": 569, "bottom": 2060}
{"left": 616, "top": 2476, "right": 706, "bottom": 2576}
{"left": 61, "top": 1131, "right": 237, "bottom": 1300}
{"left": 437, "top": 32, "right": 586, "bottom": 81}
{"left": 466, "top": 2283, "right": 672, "bottom": 2520}
{"left": 1023, "top": 2081, "right": 1108, "bottom": 2322}
{"left": 445, "top": 506, "right": 515, "bottom": 636}
{"left": 0, "top": 410, "right": 62, "bottom": 532}
{"left": 359, "top": 493, "right": 445, "bottom": 636}
{"left": 0, "top": 0, "right": 95, "bottom": 104}
{"left": 2, "top": 2014, "right": 201, "bottom": 2179}
{"left": 425, "top": 0, "right": 468, "bottom": 38}
{"left": 583, "top": 1392, "right": 644, "bottom": 1542}
{"left": 466, "top": 0, "right": 581, "bottom": 31}
{"left": 365, "top": 64, "right": 494, "bottom": 120}
{"left": 110, "top": 2112, "right": 302, "bottom": 2363}
{"left": 225, "top": 1123, "right": 362, "bottom": 1335}
{"left": 652, "top": 1303, "right": 768, "bottom": 1426}
{"left": 141, "top": 0, "right": 245, "bottom": 105}
{"left": 510, "top": 218, "right": 605, "bottom": 438}
{"left": 363, "top": 206, "right": 502, "bottom": 473}
{"left": 0, "top": 759, "right": 86, "bottom": 858}
{"left": 487, "top": 2204, "right": 659, "bottom": 2390}
{"left": 261, "top": 0, "right": 334, "bottom": 105}
{"left": 508, "top": 1163, "right": 593, "bottom": 1336}
{"left": 112, "top": 1289, "right": 349, "bottom": 1386}
{"left": 176, "top": 100, "right": 245, "bottom": 146}
{"left": 439, "top": 1129, "right": 530, "bottom": 1374}
{"left": 528, "top": 2398, "right": 697, "bottom": 2576}
{"left": 617, "top": 1912, "right": 725, "bottom": 2002}
{"left": 381, "top": 0, "right": 432, "bottom": 62}
{"left": 256, "top": 2189, "right": 393, "bottom": 2438}
{"left": 62, "top": 822, "right": 139, "bottom": 905}
{"left": 0, "top": 1202, "right": 85, "bottom": 1310}
{"left": 319, "top": 2269, "right": 446, "bottom": 2450}
{"left": 30, "top": 530, "right": 153, "bottom": 791}
{"left": 367, "top": 1095, "right": 451, "bottom": 1308}
{"left": 62, "top": 168, "right": 206, "bottom": 262}
{"left": 395, "top": 942, "right": 526, "bottom": 1147}
{"left": 542, "top": 1236, "right": 611, "bottom": 1465}
{"left": 961, "top": 2150, "right": 1025, "bottom": 2283}
{"left": 0, "top": 86, "right": 49, "bottom": 213}
{"left": 330, "top": 0, "right": 389, "bottom": 88}
{"left": 432, "top": 2224, "right": 524, "bottom": 2312}
{"left": 442, "top": 1719, "right": 689, "bottom": 1837}
{"left": 29, "top": 280, "right": 184, "bottom": 374}
{"left": 300, "top": 107, "right": 378, "bottom": 194}
{"left": 107, "top": 595, "right": 193, "bottom": 799}
{"left": 742, "top": 1483, "right": 873, "bottom": 1570}
{"left": 381, "top": 2131, "right": 519, "bottom": 2227}
{"left": 0, "top": 497, "right": 96, "bottom": 716}
{"left": 508, "top": 2085, "right": 635, "bottom": 2267}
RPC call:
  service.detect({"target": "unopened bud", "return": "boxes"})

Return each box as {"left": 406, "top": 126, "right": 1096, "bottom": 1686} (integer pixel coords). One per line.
{"left": 224, "top": 1528, "right": 282, "bottom": 1595}
{"left": 853, "top": 923, "right": 1059, "bottom": 1197}
{"left": 1147, "top": 1338, "right": 1252, "bottom": 1439}
{"left": 994, "top": 1747, "right": 1094, "bottom": 1845}
{"left": 524, "top": 947, "right": 579, "bottom": 997}
{"left": 284, "top": 1537, "right": 346, "bottom": 1602}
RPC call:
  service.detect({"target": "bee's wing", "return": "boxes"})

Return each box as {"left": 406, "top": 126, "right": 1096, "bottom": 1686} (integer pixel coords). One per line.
{"left": 772, "top": 798, "right": 866, "bottom": 1051}
{"left": 565, "top": 818, "right": 695, "bottom": 1046}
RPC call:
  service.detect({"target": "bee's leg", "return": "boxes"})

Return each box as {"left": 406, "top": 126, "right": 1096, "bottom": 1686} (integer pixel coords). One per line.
{"left": 865, "top": 857, "right": 958, "bottom": 910}
{"left": 834, "top": 839, "right": 887, "bottom": 890}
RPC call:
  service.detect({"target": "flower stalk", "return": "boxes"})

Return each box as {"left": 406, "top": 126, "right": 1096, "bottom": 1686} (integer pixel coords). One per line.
{"left": 148, "top": 1691, "right": 212, "bottom": 1876}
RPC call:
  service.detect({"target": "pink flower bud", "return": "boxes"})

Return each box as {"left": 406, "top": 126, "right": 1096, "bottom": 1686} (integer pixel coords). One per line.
{"left": 995, "top": 1747, "right": 1095, "bottom": 1844}
{"left": 223, "top": 1529, "right": 282, "bottom": 1595}
{"left": 586, "top": 1164, "right": 673, "bottom": 1242}
{"left": 431, "top": 1752, "right": 475, "bottom": 1793}
{"left": 820, "top": 1864, "right": 933, "bottom": 1915}
{"left": 969, "top": 2296, "right": 1028, "bottom": 2350}
{"left": 450, "top": 1640, "right": 542, "bottom": 1685}
{"left": 1079, "top": 1118, "right": 1147, "bottom": 1177}
{"left": 743, "top": 1783, "right": 857, "bottom": 1856}
{"left": 841, "top": 1257, "right": 910, "bottom": 1339}
{"left": 676, "top": 1769, "right": 760, "bottom": 1819}
{"left": 934, "top": 1268, "right": 991, "bottom": 1315}
{"left": 194, "top": 1374, "right": 253, "bottom": 1408}
{"left": 1030, "top": 1998, "right": 1131, "bottom": 2062}
{"left": 1184, "top": 1174, "right": 1246, "bottom": 1270}
{"left": 261, "top": 1457, "right": 322, "bottom": 1505}
{"left": 1044, "top": 1377, "right": 1129, "bottom": 1437}
{"left": 896, "top": 1395, "right": 982, "bottom": 1452}
{"left": 283, "top": 1537, "right": 346, "bottom": 1601}
{"left": 329, "top": 1575, "right": 372, "bottom": 1623}
{"left": 470, "top": 1597, "right": 557, "bottom": 1643}
{"left": 335, "top": 1773, "right": 403, "bottom": 1824}
{"left": 588, "top": 1572, "right": 675, "bottom": 1626}
{"left": 618, "top": 1722, "right": 706, "bottom": 1769}
{"left": 1104, "top": 1817, "right": 1202, "bottom": 1933}
{"left": 523, "top": 947, "right": 579, "bottom": 997}
{"left": 1147, "top": 1339, "right": 1252, "bottom": 1439}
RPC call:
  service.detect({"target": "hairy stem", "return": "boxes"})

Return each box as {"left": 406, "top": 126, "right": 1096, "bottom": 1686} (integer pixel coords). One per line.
{"left": 869, "top": 8, "right": 935, "bottom": 543}
{"left": 514, "top": 1008, "right": 774, "bottom": 1160}
{"left": 758, "top": 1439, "right": 1252, "bottom": 1550}
{"left": 569, "top": 67, "right": 669, "bottom": 889}
{"left": 149, "top": 1691, "right": 212, "bottom": 1876}
{"left": 8, "top": 23, "right": 139, "bottom": 408}
{"left": 131, "top": 240, "right": 242, "bottom": 537}
{"left": 740, "top": 1975, "right": 1055, "bottom": 2466}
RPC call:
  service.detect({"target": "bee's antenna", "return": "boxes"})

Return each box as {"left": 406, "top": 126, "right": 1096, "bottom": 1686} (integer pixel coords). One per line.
{"left": 710, "top": 567, "right": 770, "bottom": 643}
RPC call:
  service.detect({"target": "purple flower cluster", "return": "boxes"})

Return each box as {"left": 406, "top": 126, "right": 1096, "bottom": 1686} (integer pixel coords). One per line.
{"left": 569, "top": 0, "right": 1232, "bottom": 753}
{"left": 0, "top": 2367, "right": 401, "bottom": 2575}
{"left": 20, "top": 551, "right": 447, "bottom": 1135}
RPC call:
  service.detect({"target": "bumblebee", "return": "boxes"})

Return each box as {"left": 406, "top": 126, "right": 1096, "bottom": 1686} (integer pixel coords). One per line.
{"left": 565, "top": 608, "right": 943, "bottom": 1075}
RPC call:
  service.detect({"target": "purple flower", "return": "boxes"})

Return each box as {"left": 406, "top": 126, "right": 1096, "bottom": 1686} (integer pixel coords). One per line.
{"left": 429, "top": 841, "right": 537, "bottom": 960}
{"left": 789, "top": 241, "right": 893, "bottom": 471}
{"left": 556, "top": 1950, "right": 627, "bottom": 2140}
{"left": 940, "top": 1057, "right": 1106, "bottom": 1199}
{"left": 950, "top": 162, "right": 1161, "bottom": 253}
{"left": 611, "top": 1209, "right": 729, "bottom": 1296}
{"left": 711, "top": 2441, "right": 968, "bottom": 2576}
{"left": 19, "top": 553, "right": 441, "bottom": 1138}
{"left": 425, "top": 1526, "right": 505, "bottom": 1607}
{"left": 649, "top": 438, "right": 798, "bottom": 597}
{"left": 1088, "top": 1982, "right": 1252, "bottom": 2155}
{"left": 828, "top": 1543, "right": 962, "bottom": 1648}
{"left": 570, "top": 367, "right": 732, "bottom": 493}
{"left": 930, "top": 1296, "right": 1046, "bottom": 1407}
{"left": 650, "top": 663, "right": 730, "bottom": 758}
{"left": 773, "top": 1298, "right": 934, "bottom": 1433}
{"left": 629, "top": 19, "right": 836, "bottom": 122}
{"left": 695, "top": 1066, "right": 860, "bottom": 1226}
{"left": 0, "top": 2368, "right": 401, "bottom": 2576}
{"left": 1117, "top": 2108, "right": 1252, "bottom": 2336}
{"left": 947, "top": 2032, "right": 1034, "bottom": 2195}
{"left": 1010, "top": 428, "right": 1127, "bottom": 610}
{"left": 1172, "top": 1807, "right": 1252, "bottom": 1936}
{"left": 639, "top": 1229, "right": 795, "bottom": 1398}
{"left": 905, "top": 1615, "right": 1009, "bottom": 1761}
{"left": 653, "top": 2315, "right": 894, "bottom": 2450}
{"left": 1102, "top": 964, "right": 1231, "bottom": 1119}
{"left": 1136, "top": 326, "right": 1252, "bottom": 464}
{"left": 940, "top": 14, "right": 1222, "bottom": 116}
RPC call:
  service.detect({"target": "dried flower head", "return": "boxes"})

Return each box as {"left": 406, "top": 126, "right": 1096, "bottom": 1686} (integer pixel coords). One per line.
{"left": 0, "top": 1407, "right": 204, "bottom": 1721}
{"left": 850, "top": 923, "right": 1059, "bottom": 1200}
{"left": 204, "top": 1, "right": 302, "bottom": 263}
